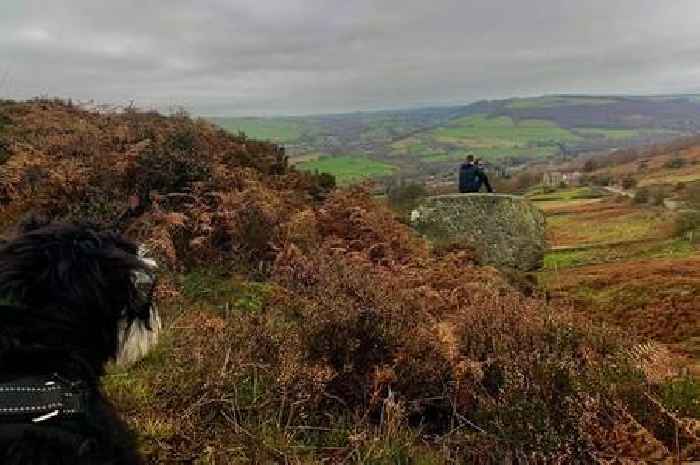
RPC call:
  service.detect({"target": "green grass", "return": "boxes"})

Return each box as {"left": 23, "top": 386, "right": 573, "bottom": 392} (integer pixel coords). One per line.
{"left": 660, "top": 377, "right": 700, "bottom": 418}
{"left": 573, "top": 127, "right": 682, "bottom": 141}
{"left": 430, "top": 115, "right": 580, "bottom": 154}
{"left": 296, "top": 155, "right": 396, "bottom": 184}
{"left": 422, "top": 145, "right": 556, "bottom": 162}
{"left": 209, "top": 117, "right": 306, "bottom": 143}
{"left": 433, "top": 115, "right": 580, "bottom": 143}
{"left": 544, "top": 239, "right": 695, "bottom": 270}
{"left": 181, "top": 268, "right": 273, "bottom": 315}
{"left": 547, "top": 209, "right": 671, "bottom": 247}
{"left": 574, "top": 128, "right": 642, "bottom": 140}
{"left": 528, "top": 187, "right": 605, "bottom": 202}
{"left": 391, "top": 115, "right": 578, "bottom": 162}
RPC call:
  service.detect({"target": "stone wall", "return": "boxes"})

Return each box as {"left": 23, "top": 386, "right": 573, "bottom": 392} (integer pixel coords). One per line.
{"left": 411, "top": 193, "right": 547, "bottom": 271}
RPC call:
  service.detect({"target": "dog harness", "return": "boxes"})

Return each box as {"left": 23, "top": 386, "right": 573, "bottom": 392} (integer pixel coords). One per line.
{"left": 0, "top": 374, "right": 90, "bottom": 423}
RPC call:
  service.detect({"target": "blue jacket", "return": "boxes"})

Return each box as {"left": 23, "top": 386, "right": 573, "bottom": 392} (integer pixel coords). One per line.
{"left": 459, "top": 163, "right": 493, "bottom": 193}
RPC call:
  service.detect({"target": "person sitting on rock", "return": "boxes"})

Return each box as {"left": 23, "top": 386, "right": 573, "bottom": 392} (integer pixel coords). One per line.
{"left": 459, "top": 155, "right": 493, "bottom": 193}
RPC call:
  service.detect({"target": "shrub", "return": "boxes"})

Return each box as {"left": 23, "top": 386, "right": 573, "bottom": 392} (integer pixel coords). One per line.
{"left": 663, "top": 157, "right": 687, "bottom": 169}
{"left": 592, "top": 174, "right": 612, "bottom": 186}
{"left": 386, "top": 181, "right": 428, "bottom": 217}
{"left": 660, "top": 377, "right": 700, "bottom": 418}
{"left": 674, "top": 211, "right": 700, "bottom": 240}
{"left": 131, "top": 135, "right": 212, "bottom": 198}
{"left": 650, "top": 188, "right": 668, "bottom": 206}
{"left": 621, "top": 176, "right": 638, "bottom": 190}
{"left": 633, "top": 187, "right": 650, "bottom": 204}
{"left": 514, "top": 171, "right": 538, "bottom": 191}
{"left": 684, "top": 183, "right": 700, "bottom": 209}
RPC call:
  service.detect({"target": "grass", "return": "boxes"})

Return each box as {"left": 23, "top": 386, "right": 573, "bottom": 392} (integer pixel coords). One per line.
{"left": 538, "top": 190, "right": 700, "bottom": 379}
{"left": 574, "top": 127, "right": 682, "bottom": 141}
{"left": 296, "top": 155, "right": 396, "bottom": 184}
{"left": 390, "top": 115, "right": 578, "bottom": 162}
{"left": 209, "top": 117, "right": 306, "bottom": 143}
{"left": 432, "top": 115, "right": 581, "bottom": 147}
{"left": 181, "top": 267, "right": 273, "bottom": 315}
{"left": 528, "top": 187, "right": 605, "bottom": 202}
{"left": 639, "top": 171, "right": 700, "bottom": 187}
{"left": 422, "top": 145, "right": 556, "bottom": 162}
{"left": 660, "top": 377, "right": 700, "bottom": 418}
{"left": 544, "top": 238, "right": 695, "bottom": 270}
{"left": 546, "top": 207, "right": 671, "bottom": 247}
{"left": 574, "top": 128, "right": 642, "bottom": 140}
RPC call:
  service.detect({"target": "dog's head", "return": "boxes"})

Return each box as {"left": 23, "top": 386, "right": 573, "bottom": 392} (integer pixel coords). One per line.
{"left": 0, "top": 219, "right": 156, "bottom": 372}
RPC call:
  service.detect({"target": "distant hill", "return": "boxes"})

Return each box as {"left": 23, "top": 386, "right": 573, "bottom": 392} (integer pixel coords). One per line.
{"left": 209, "top": 94, "right": 700, "bottom": 184}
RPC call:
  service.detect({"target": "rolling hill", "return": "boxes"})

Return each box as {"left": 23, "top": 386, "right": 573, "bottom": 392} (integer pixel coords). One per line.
{"left": 210, "top": 94, "right": 700, "bottom": 184}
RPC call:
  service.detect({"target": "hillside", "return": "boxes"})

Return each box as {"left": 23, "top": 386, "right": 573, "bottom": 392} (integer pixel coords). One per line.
{"left": 533, "top": 136, "right": 700, "bottom": 367}
{"left": 1, "top": 99, "right": 699, "bottom": 464}
{"left": 210, "top": 94, "right": 700, "bottom": 184}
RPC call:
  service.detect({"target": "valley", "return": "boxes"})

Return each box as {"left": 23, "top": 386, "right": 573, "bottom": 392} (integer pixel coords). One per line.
{"left": 534, "top": 185, "right": 700, "bottom": 378}
{"left": 210, "top": 94, "right": 700, "bottom": 184}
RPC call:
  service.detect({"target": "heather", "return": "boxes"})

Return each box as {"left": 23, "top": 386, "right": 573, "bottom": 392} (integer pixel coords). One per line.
{"left": 0, "top": 99, "right": 697, "bottom": 464}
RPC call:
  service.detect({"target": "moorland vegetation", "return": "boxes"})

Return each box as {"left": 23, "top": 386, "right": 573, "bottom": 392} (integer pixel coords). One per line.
{"left": 0, "top": 99, "right": 698, "bottom": 464}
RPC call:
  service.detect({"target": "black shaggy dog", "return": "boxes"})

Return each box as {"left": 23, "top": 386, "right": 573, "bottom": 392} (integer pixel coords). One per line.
{"left": 0, "top": 220, "right": 157, "bottom": 465}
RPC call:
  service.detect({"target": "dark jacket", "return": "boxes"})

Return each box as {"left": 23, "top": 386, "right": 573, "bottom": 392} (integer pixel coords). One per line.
{"left": 459, "top": 163, "right": 493, "bottom": 193}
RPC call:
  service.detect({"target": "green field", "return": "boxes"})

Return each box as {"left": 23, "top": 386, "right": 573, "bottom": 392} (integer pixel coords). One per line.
{"left": 296, "top": 155, "right": 396, "bottom": 184}
{"left": 544, "top": 238, "right": 694, "bottom": 270}
{"left": 528, "top": 187, "right": 605, "bottom": 202}
{"left": 573, "top": 127, "right": 681, "bottom": 141}
{"left": 573, "top": 127, "right": 642, "bottom": 140}
{"left": 433, "top": 116, "right": 580, "bottom": 144}
{"left": 209, "top": 117, "right": 306, "bottom": 143}
{"left": 432, "top": 115, "right": 578, "bottom": 153}
{"left": 422, "top": 146, "right": 555, "bottom": 162}
{"left": 390, "top": 115, "right": 580, "bottom": 162}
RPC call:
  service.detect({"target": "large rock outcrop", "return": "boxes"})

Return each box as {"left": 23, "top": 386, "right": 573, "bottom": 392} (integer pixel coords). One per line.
{"left": 411, "top": 193, "right": 546, "bottom": 271}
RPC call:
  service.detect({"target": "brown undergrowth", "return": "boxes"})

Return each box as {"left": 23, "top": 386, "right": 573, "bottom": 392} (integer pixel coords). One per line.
{"left": 1, "top": 99, "right": 698, "bottom": 464}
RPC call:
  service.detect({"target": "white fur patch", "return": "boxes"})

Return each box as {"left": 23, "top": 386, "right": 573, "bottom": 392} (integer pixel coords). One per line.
{"left": 115, "top": 245, "right": 161, "bottom": 367}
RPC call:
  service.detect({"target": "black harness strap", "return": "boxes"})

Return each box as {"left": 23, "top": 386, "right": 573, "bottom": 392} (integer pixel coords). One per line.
{"left": 0, "top": 375, "right": 89, "bottom": 422}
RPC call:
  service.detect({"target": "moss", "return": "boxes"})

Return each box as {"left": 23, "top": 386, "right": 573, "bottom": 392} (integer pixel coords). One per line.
{"left": 181, "top": 268, "right": 273, "bottom": 315}
{"left": 660, "top": 377, "right": 700, "bottom": 418}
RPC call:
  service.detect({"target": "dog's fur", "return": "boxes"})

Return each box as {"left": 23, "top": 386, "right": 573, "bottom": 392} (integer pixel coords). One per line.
{"left": 0, "top": 220, "right": 157, "bottom": 464}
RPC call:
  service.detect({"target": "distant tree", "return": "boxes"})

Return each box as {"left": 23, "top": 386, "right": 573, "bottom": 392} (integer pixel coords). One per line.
{"left": 675, "top": 184, "right": 700, "bottom": 241}
{"left": 675, "top": 211, "right": 700, "bottom": 241}
{"left": 514, "top": 171, "right": 537, "bottom": 191}
{"left": 582, "top": 159, "right": 597, "bottom": 173}
{"left": 387, "top": 181, "right": 428, "bottom": 217}
{"left": 663, "top": 157, "right": 687, "bottom": 169}
{"left": 651, "top": 188, "right": 667, "bottom": 206}
{"left": 685, "top": 183, "right": 700, "bottom": 209}
{"left": 621, "top": 176, "right": 638, "bottom": 190}
{"left": 633, "top": 187, "right": 649, "bottom": 204}
{"left": 592, "top": 174, "right": 611, "bottom": 186}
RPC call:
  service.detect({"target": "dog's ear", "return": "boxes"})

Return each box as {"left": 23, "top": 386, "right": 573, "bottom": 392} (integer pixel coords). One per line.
{"left": 0, "top": 223, "right": 156, "bottom": 367}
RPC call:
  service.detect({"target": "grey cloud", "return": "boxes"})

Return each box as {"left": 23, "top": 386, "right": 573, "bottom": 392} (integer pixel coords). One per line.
{"left": 2, "top": 0, "right": 700, "bottom": 115}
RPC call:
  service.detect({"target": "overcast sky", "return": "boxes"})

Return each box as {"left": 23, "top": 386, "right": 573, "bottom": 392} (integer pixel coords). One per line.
{"left": 2, "top": 0, "right": 700, "bottom": 116}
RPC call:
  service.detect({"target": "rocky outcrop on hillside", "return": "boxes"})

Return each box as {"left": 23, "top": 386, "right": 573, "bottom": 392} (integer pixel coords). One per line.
{"left": 411, "top": 193, "right": 547, "bottom": 271}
